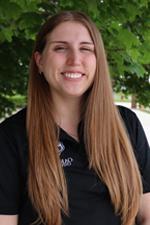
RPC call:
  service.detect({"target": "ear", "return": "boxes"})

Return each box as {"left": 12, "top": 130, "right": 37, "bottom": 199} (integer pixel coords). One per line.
{"left": 34, "top": 51, "right": 43, "bottom": 73}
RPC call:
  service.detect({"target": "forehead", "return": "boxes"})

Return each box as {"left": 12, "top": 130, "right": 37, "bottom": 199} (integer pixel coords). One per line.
{"left": 46, "top": 21, "right": 93, "bottom": 43}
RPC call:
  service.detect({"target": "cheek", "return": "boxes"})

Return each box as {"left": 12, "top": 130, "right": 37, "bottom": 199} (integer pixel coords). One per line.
{"left": 93, "top": 58, "right": 96, "bottom": 73}
{"left": 42, "top": 58, "right": 62, "bottom": 83}
{"left": 42, "top": 57, "right": 57, "bottom": 73}
{"left": 44, "top": 54, "right": 64, "bottom": 71}
{"left": 88, "top": 56, "right": 96, "bottom": 75}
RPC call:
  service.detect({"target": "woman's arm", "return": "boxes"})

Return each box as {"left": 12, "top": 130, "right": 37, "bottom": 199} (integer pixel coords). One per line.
{"left": 0, "top": 215, "right": 18, "bottom": 225}
{"left": 137, "top": 193, "right": 150, "bottom": 225}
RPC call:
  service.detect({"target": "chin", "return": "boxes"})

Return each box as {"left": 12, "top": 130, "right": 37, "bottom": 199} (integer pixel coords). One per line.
{"left": 65, "top": 92, "right": 85, "bottom": 98}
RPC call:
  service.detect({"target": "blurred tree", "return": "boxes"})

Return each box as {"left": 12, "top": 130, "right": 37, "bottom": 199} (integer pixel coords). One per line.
{"left": 0, "top": 0, "right": 150, "bottom": 117}
{"left": 0, "top": 0, "right": 59, "bottom": 117}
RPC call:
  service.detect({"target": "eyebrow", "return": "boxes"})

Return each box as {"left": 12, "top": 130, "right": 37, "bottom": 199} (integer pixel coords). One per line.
{"left": 48, "top": 41, "right": 94, "bottom": 45}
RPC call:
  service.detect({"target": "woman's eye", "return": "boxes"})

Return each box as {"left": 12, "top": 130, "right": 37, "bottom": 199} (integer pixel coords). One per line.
{"left": 54, "top": 46, "right": 67, "bottom": 51}
{"left": 80, "top": 47, "right": 94, "bottom": 52}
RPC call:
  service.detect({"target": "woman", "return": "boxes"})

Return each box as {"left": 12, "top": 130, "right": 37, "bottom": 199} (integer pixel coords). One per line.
{"left": 0, "top": 11, "right": 149, "bottom": 225}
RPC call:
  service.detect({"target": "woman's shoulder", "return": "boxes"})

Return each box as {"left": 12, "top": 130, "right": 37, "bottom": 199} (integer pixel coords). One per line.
{"left": 117, "top": 105, "right": 137, "bottom": 120}
{"left": 117, "top": 105, "right": 150, "bottom": 187}
{"left": 0, "top": 107, "right": 26, "bottom": 129}
{"left": 0, "top": 107, "right": 27, "bottom": 141}
{"left": 116, "top": 104, "right": 149, "bottom": 154}
{"left": 116, "top": 105, "right": 141, "bottom": 133}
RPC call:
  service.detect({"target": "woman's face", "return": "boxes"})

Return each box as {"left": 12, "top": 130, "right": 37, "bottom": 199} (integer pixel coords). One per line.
{"left": 35, "top": 21, "right": 96, "bottom": 100}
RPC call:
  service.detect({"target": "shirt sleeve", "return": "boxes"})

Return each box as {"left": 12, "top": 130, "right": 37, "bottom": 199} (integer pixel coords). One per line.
{"left": 131, "top": 113, "right": 150, "bottom": 193}
{"left": 0, "top": 122, "right": 21, "bottom": 214}
{"left": 118, "top": 106, "right": 150, "bottom": 193}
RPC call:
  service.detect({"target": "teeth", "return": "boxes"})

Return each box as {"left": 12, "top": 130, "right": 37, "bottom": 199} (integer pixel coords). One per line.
{"left": 63, "top": 73, "right": 82, "bottom": 78}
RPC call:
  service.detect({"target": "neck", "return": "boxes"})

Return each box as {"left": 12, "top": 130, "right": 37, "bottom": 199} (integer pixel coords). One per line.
{"left": 52, "top": 95, "right": 82, "bottom": 140}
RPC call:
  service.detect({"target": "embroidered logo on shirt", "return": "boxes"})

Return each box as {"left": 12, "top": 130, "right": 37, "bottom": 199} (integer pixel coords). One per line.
{"left": 61, "top": 157, "right": 74, "bottom": 167}
{"left": 57, "top": 142, "right": 74, "bottom": 167}
{"left": 57, "top": 142, "right": 65, "bottom": 155}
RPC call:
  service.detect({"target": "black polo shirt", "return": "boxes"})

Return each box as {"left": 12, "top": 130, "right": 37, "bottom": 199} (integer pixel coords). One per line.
{"left": 0, "top": 106, "right": 150, "bottom": 225}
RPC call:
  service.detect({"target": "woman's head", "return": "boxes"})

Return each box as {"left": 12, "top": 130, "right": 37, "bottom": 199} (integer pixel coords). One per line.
{"left": 29, "top": 11, "right": 110, "bottom": 104}
{"left": 34, "top": 21, "right": 96, "bottom": 100}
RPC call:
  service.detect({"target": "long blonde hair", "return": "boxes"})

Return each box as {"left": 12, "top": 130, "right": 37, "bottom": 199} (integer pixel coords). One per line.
{"left": 27, "top": 11, "right": 142, "bottom": 225}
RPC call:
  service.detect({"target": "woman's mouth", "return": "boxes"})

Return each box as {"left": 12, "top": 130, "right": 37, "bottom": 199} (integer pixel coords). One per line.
{"left": 61, "top": 72, "right": 85, "bottom": 79}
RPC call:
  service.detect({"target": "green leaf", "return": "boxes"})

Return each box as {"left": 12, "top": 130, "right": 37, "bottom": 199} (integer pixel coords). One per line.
{"left": 127, "top": 48, "right": 140, "bottom": 62}
{"left": 125, "top": 3, "right": 140, "bottom": 22}
{"left": 126, "top": 63, "right": 146, "bottom": 77}
{"left": 59, "top": 0, "right": 74, "bottom": 8}
{"left": 117, "top": 29, "right": 140, "bottom": 48}
{"left": 0, "top": 1, "right": 22, "bottom": 20}
{"left": 2, "top": 27, "right": 13, "bottom": 42}
{"left": 18, "top": 12, "right": 42, "bottom": 30}
{"left": 10, "top": 0, "right": 42, "bottom": 11}
{"left": 85, "top": 0, "right": 99, "bottom": 18}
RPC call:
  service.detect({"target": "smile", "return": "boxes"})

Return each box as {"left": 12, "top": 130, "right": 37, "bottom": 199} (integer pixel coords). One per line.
{"left": 61, "top": 72, "right": 84, "bottom": 79}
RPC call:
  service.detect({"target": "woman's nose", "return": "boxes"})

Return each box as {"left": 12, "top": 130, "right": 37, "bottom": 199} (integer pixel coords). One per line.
{"left": 66, "top": 49, "right": 81, "bottom": 66}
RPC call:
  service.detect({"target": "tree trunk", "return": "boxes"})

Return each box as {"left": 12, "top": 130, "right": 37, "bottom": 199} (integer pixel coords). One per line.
{"left": 131, "top": 94, "right": 137, "bottom": 109}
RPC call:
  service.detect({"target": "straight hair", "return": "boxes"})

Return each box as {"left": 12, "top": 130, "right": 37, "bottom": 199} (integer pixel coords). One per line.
{"left": 27, "top": 11, "right": 142, "bottom": 225}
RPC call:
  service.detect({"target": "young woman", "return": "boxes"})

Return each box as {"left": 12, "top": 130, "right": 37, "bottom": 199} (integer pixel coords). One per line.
{"left": 0, "top": 11, "right": 150, "bottom": 225}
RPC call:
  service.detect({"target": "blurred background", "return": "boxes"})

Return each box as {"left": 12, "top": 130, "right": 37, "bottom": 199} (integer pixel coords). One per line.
{"left": 0, "top": 0, "right": 150, "bottom": 142}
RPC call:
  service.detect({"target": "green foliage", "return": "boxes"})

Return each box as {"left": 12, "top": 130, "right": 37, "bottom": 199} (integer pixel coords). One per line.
{"left": 0, "top": 0, "right": 58, "bottom": 117}
{"left": 0, "top": 0, "right": 150, "bottom": 118}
